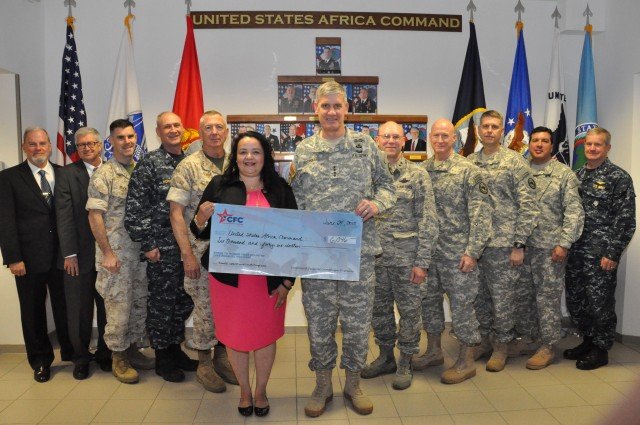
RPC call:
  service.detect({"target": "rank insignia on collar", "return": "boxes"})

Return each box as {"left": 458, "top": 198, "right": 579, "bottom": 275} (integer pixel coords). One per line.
{"left": 528, "top": 177, "right": 537, "bottom": 190}
{"left": 479, "top": 182, "right": 489, "bottom": 194}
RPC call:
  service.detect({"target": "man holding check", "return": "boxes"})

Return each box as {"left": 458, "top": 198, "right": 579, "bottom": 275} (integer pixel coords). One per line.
{"left": 290, "top": 81, "right": 396, "bottom": 417}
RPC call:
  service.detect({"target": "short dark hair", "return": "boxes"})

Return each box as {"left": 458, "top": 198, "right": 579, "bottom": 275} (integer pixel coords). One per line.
{"left": 223, "top": 131, "right": 280, "bottom": 190}
{"left": 531, "top": 126, "right": 553, "bottom": 139}
{"left": 109, "top": 119, "right": 134, "bottom": 133}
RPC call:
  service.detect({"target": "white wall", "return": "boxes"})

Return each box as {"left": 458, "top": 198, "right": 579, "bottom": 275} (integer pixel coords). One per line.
{"left": 0, "top": 0, "right": 637, "bottom": 334}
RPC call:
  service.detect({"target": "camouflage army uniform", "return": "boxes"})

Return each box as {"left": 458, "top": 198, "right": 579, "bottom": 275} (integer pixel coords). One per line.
{"left": 291, "top": 128, "right": 396, "bottom": 372}
{"left": 372, "top": 156, "right": 438, "bottom": 355}
{"left": 467, "top": 146, "right": 539, "bottom": 343}
{"left": 166, "top": 150, "right": 228, "bottom": 350}
{"left": 124, "top": 146, "right": 191, "bottom": 350}
{"left": 515, "top": 160, "right": 584, "bottom": 345}
{"left": 87, "top": 158, "right": 147, "bottom": 352}
{"left": 420, "top": 153, "right": 492, "bottom": 345}
{"left": 566, "top": 159, "right": 636, "bottom": 350}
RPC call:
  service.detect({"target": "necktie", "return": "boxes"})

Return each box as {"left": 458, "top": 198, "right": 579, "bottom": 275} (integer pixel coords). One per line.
{"left": 38, "top": 169, "right": 53, "bottom": 207}
{"left": 412, "top": 140, "right": 417, "bottom": 151}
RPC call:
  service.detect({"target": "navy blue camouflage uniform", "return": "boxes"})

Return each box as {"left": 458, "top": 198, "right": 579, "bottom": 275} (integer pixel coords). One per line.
{"left": 566, "top": 158, "right": 636, "bottom": 350}
{"left": 125, "top": 146, "right": 193, "bottom": 350}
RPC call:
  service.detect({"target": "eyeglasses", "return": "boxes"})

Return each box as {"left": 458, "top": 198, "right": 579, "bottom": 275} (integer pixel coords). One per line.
{"left": 76, "top": 141, "right": 100, "bottom": 149}
{"left": 379, "top": 134, "right": 402, "bottom": 141}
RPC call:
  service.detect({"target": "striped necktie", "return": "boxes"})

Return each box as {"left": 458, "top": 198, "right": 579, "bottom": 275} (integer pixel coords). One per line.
{"left": 38, "top": 170, "right": 53, "bottom": 207}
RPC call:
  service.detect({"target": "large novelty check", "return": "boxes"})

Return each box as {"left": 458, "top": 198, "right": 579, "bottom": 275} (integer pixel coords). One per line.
{"left": 209, "top": 203, "right": 362, "bottom": 281}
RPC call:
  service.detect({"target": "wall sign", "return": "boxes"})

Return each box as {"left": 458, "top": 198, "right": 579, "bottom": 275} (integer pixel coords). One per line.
{"left": 191, "top": 11, "right": 462, "bottom": 32}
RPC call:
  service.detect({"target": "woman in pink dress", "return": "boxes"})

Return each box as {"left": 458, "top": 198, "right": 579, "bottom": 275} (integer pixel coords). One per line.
{"left": 191, "top": 131, "right": 297, "bottom": 417}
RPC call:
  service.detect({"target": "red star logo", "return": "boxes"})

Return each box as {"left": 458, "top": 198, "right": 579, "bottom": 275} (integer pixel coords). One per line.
{"left": 217, "top": 209, "right": 232, "bottom": 223}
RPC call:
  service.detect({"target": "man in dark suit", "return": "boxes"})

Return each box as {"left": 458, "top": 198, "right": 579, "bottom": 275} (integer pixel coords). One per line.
{"left": 0, "top": 127, "right": 73, "bottom": 383}
{"left": 403, "top": 127, "right": 427, "bottom": 152}
{"left": 55, "top": 127, "right": 111, "bottom": 379}
{"left": 281, "top": 124, "right": 302, "bottom": 152}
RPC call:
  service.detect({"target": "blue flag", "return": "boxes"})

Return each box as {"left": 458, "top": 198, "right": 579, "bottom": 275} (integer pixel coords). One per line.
{"left": 573, "top": 26, "right": 598, "bottom": 170}
{"left": 504, "top": 23, "right": 533, "bottom": 156}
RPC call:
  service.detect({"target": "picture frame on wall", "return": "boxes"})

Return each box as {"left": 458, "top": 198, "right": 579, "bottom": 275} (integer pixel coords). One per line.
{"left": 302, "top": 84, "right": 319, "bottom": 114}
{"left": 352, "top": 84, "right": 378, "bottom": 114}
{"left": 279, "top": 122, "right": 305, "bottom": 153}
{"left": 256, "top": 123, "right": 281, "bottom": 152}
{"left": 354, "top": 123, "right": 379, "bottom": 139}
{"left": 316, "top": 37, "right": 341, "bottom": 76}
{"left": 278, "top": 83, "right": 304, "bottom": 114}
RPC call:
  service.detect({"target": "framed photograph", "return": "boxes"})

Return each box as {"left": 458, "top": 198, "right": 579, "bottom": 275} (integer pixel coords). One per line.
{"left": 230, "top": 123, "right": 256, "bottom": 139}
{"left": 278, "top": 83, "right": 304, "bottom": 114}
{"left": 354, "top": 123, "right": 379, "bottom": 139}
{"left": 256, "top": 123, "right": 281, "bottom": 152}
{"left": 402, "top": 123, "right": 429, "bottom": 154}
{"left": 302, "top": 84, "right": 319, "bottom": 114}
{"left": 352, "top": 84, "right": 378, "bottom": 114}
{"left": 316, "top": 37, "right": 341, "bottom": 75}
{"left": 279, "top": 123, "right": 305, "bottom": 153}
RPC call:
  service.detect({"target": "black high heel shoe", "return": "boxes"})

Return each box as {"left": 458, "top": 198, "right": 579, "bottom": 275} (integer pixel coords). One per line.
{"left": 254, "top": 398, "right": 270, "bottom": 417}
{"left": 238, "top": 404, "right": 253, "bottom": 417}
{"left": 238, "top": 397, "right": 253, "bottom": 416}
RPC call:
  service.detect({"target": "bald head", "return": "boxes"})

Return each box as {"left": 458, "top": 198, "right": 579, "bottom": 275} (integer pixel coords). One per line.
{"left": 429, "top": 119, "right": 457, "bottom": 160}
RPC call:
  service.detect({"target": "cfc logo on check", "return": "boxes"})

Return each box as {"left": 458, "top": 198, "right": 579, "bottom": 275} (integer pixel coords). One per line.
{"left": 217, "top": 209, "right": 245, "bottom": 224}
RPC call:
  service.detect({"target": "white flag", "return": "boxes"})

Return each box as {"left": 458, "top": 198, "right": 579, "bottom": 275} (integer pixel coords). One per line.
{"left": 544, "top": 29, "right": 570, "bottom": 164}
{"left": 103, "top": 17, "right": 146, "bottom": 161}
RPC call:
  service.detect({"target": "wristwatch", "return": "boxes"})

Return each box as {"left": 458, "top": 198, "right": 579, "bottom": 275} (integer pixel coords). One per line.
{"left": 513, "top": 242, "right": 526, "bottom": 249}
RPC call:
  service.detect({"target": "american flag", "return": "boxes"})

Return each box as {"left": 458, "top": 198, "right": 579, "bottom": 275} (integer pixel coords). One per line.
{"left": 55, "top": 21, "right": 87, "bottom": 165}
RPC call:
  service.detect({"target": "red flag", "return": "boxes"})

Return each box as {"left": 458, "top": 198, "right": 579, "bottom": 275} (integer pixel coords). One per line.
{"left": 173, "top": 15, "right": 204, "bottom": 151}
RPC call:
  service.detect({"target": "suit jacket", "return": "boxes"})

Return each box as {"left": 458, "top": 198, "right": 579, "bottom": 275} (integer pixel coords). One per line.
{"left": 404, "top": 139, "right": 427, "bottom": 152}
{"left": 0, "top": 161, "right": 60, "bottom": 274}
{"left": 54, "top": 161, "right": 96, "bottom": 273}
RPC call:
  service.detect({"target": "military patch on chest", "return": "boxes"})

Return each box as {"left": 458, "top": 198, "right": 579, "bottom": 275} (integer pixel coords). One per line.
{"left": 479, "top": 182, "right": 489, "bottom": 194}
{"left": 593, "top": 180, "right": 606, "bottom": 190}
{"left": 528, "top": 177, "right": 536, "bottom": 190}
{"left": 354, "top": 142, "right": 363, "bottom": 154}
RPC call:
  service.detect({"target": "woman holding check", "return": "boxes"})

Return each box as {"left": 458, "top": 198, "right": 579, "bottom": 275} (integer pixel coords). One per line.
{"left": 191, "top": 131, "right": 297, "bottom": 417}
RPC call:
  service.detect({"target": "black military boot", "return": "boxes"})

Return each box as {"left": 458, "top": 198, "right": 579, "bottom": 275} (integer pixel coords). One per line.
{"left": 576, "top": 346, "right": 608, "bottom": 370}
{"left": 155, "top": 347, "right": 185, "bottom": 382}
{"left": 171, "top": 344, "right": 198, "bottom": 371}
{"left": 563, "top": 336, "right": 593, "bottom": 360}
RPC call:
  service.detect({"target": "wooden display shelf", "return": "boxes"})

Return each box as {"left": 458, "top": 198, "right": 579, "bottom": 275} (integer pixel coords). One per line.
{"left": 277, "top": 76, "right": 379, "bottom": 84}
{"left": 227, "top": 114, "right": 427, "bottom": 124}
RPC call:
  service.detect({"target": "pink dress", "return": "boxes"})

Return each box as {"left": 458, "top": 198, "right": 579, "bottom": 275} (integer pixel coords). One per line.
{"left": 208, "top": 190, "right": 286, "bottom": 351}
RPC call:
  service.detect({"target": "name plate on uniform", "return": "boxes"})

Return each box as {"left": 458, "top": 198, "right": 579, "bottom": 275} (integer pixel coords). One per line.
{"left": 209, "top": 204, "right": 362, "bottom": 281}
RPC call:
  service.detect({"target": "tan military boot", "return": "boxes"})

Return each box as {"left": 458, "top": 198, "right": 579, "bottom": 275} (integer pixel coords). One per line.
{"left": 486, "top": 341, "right": 508, "bottom": 372}
{"left": 441, "top": 343, "right": 476, "bottom": 384}
{"left": 304, "top": 369, "right": 333, "bottom": 417}
{"left": 112, "top": 350, "right": 139, "bottom": 384}
{"left": 197, "top": 349, "right": 226, "bottom": 392}
{"left": 361, "top": 345, "right": 396, "bottom": 379}
{"left": 473, "top": 335, "right": 493, "bottom": 360}
{"left": 213, "top": 345, "right": 238, "bottom": 385}
{"left": 526, "top": 344, "right": 555, "bottom": 370}
{"left": 344, "top": 370, "right": 373, "bottom": 415}
{"left": 392, "top": 352, "right": 413, "bottom": 390}
{"left": 127, "top": 344, "right": 155, "bottom": 370}
{"left": 412, "top": 333, "right": 444, "bottom": 370}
